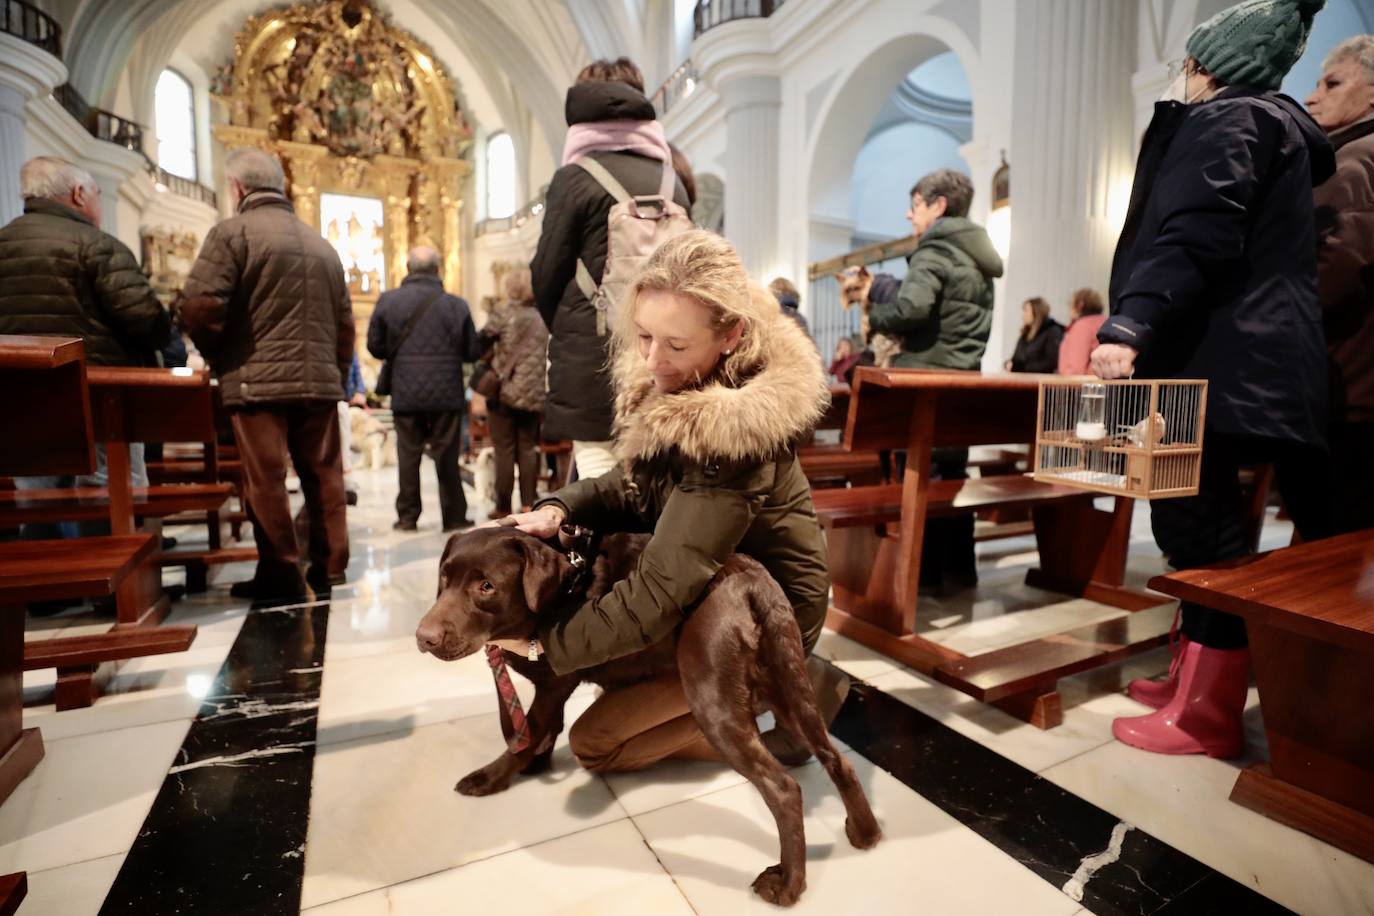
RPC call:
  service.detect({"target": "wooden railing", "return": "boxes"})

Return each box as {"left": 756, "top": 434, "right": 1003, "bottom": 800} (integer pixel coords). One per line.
{"left": 53, "top": 83, "right": 148, "bottom": 159}
{"left": 693, "top": 0, "right": 786, "bottom": 37}
{"left": 475, "top": 185, "right": 548, "bottom": 237}
{"left": 651, "top": 60, "right": 699, "bottom": 118}
{"left": 0, "top": 0, "right": 61, "bottom": 56}
{"left": 807, "top": 235, "right": 920, "bottom": 367}
{"left": 156, "top": 167, "right": 217, "bottom": 209}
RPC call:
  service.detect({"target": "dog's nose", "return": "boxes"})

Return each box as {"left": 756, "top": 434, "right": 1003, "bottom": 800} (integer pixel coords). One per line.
{"left": 416, "top": 620, "right": 445, "bottom": 654}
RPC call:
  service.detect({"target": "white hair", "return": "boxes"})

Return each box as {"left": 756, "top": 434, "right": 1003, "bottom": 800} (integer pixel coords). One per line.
{"left": 406, "top": 246, "right": 441, "bottom": 274}
{"left": 225, "top": 147, "right": 285, "bottom": 193}
{"left": 20, "top": 156, "right": 95, "bottom": 200}
{"left": 1324, "top": 35, "right": 1374, "bottom": 85}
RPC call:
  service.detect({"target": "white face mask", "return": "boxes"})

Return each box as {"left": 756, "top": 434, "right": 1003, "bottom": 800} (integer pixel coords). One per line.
{"left": 1159, "top": 70, "right": 1191, "bottom": 104}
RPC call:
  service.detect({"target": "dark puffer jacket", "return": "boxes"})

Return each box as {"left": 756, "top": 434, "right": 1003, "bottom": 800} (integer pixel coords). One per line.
{"left": 531, "top": 80, "right": 690, "bottom": 442}
{"left": 480, "top": 300, "right": 549, "bottom": 414}
{"left": 1010, "top": 319, "right": 1064, "bottom": 373}
{"left": 367, "top": 273, "right": 479, "bottom": 413}
{"left": 867, "top": 217, "right": 1005, "bottom": 370}
{"left": 0, "top": 198, "right": 170, "bottom": 365}
{"left": 1099, "top": 88, "right": 1336, "bottom": 445}
{"left": 180, "top": 190, "right": 355, "bottom": 407}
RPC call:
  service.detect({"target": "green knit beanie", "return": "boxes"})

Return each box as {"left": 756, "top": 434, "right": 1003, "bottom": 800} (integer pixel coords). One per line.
{"left": 1186, "top": 0, "right": 1326, "bottom": 90}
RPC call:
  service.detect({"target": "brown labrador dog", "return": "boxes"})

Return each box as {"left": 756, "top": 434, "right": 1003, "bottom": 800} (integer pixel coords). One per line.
{"left": 416, "top": 527, "right": 881, "bottom": 906}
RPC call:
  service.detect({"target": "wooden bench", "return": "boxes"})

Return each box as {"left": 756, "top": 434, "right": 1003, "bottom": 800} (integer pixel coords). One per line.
{"left": 1148, "top": 530, "right": 1374, "bottom": 864}
{"left": 0, "top": 337, "right": 200, "bottom": 712}
{"left": 0, "top": 484, "right": 231, "bottom": 527}
{"left": 0, "top": 873, "right": 25, "bottom": 916}
{"left": 799, "top": 445, "right": 886, "bottom": 488}
{"left": 820, "top": 368, "right": 1171, "bottom": 728}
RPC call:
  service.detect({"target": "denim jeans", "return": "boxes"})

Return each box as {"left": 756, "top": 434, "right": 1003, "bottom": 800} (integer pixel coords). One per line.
{"left": 14, "top": 443, "right": 148, "bottom": 539}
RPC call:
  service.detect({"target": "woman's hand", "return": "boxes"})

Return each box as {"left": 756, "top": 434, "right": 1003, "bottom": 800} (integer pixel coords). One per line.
{"left": 479, "top": 504, "right": 566, "bottom": 538}
{"left": 1090, "top": 343, "right": 1138, "bottom": 379}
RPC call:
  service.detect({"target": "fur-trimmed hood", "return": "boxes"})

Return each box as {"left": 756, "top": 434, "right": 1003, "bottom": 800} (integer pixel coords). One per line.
{"left": 611, "top": 311, "right": 829, "bottom": 464}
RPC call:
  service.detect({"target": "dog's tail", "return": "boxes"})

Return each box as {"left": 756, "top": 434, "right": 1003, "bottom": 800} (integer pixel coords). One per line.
{"left": 748, "top": 583, "right": 814, "bottom": 723}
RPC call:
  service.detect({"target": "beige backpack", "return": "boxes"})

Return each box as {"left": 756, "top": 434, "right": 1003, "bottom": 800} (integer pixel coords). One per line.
{"left": 573, "top": 158, "right": 695, "bottom": 336}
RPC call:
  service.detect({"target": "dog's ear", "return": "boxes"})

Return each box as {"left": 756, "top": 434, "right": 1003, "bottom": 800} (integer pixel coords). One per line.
{"left": 436, "top": 532, "right": 465, "bottom": 599}
{"left": 512, "top": 537, "right": 565, "bottom": 614}
{"left": 856, "top": 264, "right": 871, "bottom": 280}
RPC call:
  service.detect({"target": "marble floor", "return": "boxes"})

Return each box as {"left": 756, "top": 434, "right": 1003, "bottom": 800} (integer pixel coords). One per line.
{"left": 4, "top": 463, "right": 1371, "bottom": 915}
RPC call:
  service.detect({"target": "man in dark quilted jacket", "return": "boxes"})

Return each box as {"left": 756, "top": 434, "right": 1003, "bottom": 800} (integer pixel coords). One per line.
{"left": 0, "top": 156, "right": 171, "bottom": 554}
{"left": 180, "top": 148, "right": 354, "bottom": 604}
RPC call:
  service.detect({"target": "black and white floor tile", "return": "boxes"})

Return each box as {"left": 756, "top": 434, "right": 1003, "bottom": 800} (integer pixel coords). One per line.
{"left": 4, "top": 465, "right": 1371, "bottom": 915}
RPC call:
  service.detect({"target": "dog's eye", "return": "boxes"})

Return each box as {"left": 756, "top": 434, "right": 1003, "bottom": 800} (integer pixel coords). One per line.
{"left": 480, "top": 581, "right": 494, "bottom": 593}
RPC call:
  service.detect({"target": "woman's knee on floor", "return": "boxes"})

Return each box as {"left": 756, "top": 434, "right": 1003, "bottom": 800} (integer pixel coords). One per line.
{"left": 567, "top": 714, "right": 624, "bottom": 773}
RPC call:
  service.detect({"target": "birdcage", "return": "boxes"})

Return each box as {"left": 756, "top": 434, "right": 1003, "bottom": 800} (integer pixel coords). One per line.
{"left": 1033, "top": 379, "right": 1208, "bottom": 499}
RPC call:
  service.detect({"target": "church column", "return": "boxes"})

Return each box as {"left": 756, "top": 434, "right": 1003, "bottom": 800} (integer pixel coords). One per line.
{"left": 1003, "top": 0, "right": 1137, "bottom": 362}
{"left": 0, "top": 32, "right": 68, "bottom": 224}
{"left": 695, "top": 20, "right": 782, "bottom": 280}
{"left": 719, "top": 75, "right": 781, "bottom": 280}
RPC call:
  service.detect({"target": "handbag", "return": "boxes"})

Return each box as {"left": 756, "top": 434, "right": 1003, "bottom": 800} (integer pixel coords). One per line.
{"left": 375, "top": 289, "right": 443, "bottom": 397}
{"left": 471, "top": 312, "right": 542, "bottom": 403}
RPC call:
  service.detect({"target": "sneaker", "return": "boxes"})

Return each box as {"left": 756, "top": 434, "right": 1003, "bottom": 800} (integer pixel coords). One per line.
{"left": 392, "top": 520, "right": 418, "bottom": 532}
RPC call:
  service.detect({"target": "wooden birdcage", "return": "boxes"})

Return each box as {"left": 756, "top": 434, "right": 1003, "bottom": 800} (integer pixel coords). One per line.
{"left": 1033, "top": 379, "right": 1208, "bottom": 499}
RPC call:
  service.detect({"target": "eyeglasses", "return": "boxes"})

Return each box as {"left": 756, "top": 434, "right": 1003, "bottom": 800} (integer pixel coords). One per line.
{"left": 1166, "top": 58, "right": 1195, "bottom": 82}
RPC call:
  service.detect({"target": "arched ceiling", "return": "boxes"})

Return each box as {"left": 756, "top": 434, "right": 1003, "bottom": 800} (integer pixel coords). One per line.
{"left": 62, "top": 0, "right": 638, "bottom": 164}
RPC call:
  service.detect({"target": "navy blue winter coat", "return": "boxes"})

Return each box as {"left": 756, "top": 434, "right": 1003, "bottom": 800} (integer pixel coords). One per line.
{"left": 367, "top": 273, "right": 479, "bottom": 413}
{"left": 1099, "top": 87, "right": 1336, "bottom": 446}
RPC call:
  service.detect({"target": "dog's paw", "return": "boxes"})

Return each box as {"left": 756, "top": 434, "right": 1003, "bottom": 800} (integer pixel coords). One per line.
{"left": 455, "top": 767, "right": 510, "bottom": 796}
{"left": 845, "top": 814, "right": 883, "bottom": 850}
{"left": 751, "top": 864, "right": 804, "bottom": 907}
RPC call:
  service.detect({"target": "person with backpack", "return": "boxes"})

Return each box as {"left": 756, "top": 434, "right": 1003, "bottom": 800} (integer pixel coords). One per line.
{"left": 531, "top": 57, "right": 693, "bottom": 481}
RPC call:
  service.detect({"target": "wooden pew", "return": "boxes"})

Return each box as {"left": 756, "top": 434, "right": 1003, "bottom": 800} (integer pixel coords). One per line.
{"left": 820, "top": 367, "right": 1172, "bottom": 728}
{"left": 801, "top": 384, "right": 889, "bottom": 488}
{"left": 1147, "top": 530, "right": 1374, "bottom": 864}
{"left": 0, "top": 873, "right": 25, "bottom": 915}
{"left": 0, "top": 335, "right": 196, "bottom": 713}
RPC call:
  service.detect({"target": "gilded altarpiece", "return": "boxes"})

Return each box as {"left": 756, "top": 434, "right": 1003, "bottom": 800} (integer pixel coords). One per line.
{"left": 212, "top": 0, "right": 473, "bottom": 322}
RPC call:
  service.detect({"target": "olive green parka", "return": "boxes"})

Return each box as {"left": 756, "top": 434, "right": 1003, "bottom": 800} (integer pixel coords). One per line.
{"left": 536, "top": 311, "right": 831, "bottom": 675}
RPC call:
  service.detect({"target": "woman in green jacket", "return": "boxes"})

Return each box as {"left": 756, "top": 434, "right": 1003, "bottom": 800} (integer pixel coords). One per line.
{"left": 489, "top": 229, "right": 838, "bottom": 771}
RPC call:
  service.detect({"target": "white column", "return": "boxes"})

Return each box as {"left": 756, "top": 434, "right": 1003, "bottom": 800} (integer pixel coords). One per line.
{"left": 1003, "top": 0, "right": 1137, "bottom": 363}
{"left": 0, "top": 32, "right": 68, "bottom": 225}
{"left": 719, "top": 74, "right": 781, "bottom": 280}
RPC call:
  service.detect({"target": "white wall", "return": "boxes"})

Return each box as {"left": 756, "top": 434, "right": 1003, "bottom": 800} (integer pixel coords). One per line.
{"left": 849, "top": 122, "right": 968, "bottom": 242}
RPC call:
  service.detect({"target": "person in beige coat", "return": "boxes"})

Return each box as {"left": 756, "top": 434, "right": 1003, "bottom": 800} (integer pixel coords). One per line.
{"left": 481, "top": 267, "right": 550, "bottom": 518}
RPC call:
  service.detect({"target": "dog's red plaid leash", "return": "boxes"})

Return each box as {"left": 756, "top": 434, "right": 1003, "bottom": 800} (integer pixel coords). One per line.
{"left": 485, "top": 644, "right": 532, "bottom": 753}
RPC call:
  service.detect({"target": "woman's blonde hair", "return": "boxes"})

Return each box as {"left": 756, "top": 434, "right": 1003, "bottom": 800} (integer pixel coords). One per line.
{"left": 615, "top": 229, "right": 775, "bottom": 383}
{"left": 503, "top": 265, "right": 534, "bottom": 303}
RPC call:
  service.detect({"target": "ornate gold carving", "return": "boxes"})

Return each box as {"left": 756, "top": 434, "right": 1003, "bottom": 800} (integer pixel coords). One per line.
{"left": 141, "top": 228, "right": 201, "bottom": 305}
{"left": 216, "top": 0, "right": 475, "bottom": 302}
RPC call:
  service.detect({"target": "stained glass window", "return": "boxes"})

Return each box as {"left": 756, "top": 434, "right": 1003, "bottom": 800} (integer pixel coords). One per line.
{"left": 486, "top": 132, "right": 515, "bottom": 219}
{"left": 320, "top": 193, "right": 387, "bottom": 295}
{"left": 155, "top": 69, "right": 197, "bottom": 181}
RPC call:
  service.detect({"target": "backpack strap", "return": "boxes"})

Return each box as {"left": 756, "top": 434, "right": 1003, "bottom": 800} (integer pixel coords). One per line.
{"left": 573, "top": 157, "right": 632, "bottom": 203}
{"left": 658, "top": 160, "right": 676, "bottom": 200}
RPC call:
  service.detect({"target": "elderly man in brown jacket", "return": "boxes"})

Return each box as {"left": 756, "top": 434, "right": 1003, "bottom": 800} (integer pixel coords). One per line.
{"left": 180, "top": 148, "right": 355, "bottom": 603}
{"left": 1308, "top": 36, "right": 1374, "bottom": 532}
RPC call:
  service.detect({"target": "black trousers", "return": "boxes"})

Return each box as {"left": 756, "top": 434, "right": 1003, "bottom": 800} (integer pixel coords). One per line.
{"left": 488, "top": 404, "right": 541, "bottom": 512}
{"left": 1330, "top": 421, "right": 1374, "bottom": 534}
{"left": 1150, "top": 433, "right": 1335, "bottom": 649}
{"left": 394, "top": 410, "right": 466, "bottom": 528}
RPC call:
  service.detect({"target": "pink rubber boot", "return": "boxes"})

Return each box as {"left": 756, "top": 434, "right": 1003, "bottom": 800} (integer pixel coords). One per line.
{"left": 1127, "top": 636, "right": 1189, "bottom": 709}
{"left": 1112, "top": 640, "right": 1249, "bottom": 758}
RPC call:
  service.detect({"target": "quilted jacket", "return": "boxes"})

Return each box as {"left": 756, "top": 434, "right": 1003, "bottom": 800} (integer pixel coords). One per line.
{"left": 179, "top": 190, "right": 355, "bottom": 407}
{"left": 479, "top": 299, "right": 549, "bottom": 413}
{"left": 0, "top": 198, "right": 170, "bottom": 365}
{"left": 366, "top": 272, "right": 479, "bottom": 413}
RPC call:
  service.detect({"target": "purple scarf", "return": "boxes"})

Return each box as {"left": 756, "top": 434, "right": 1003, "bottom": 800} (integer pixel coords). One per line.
{"left": 561, "top": 119, "right": 671, "bottom": 166}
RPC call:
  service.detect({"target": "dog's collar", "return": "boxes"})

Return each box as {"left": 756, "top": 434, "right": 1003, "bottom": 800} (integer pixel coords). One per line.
{"left": 557, "top": 523, "right": 596, "bottom": 597}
